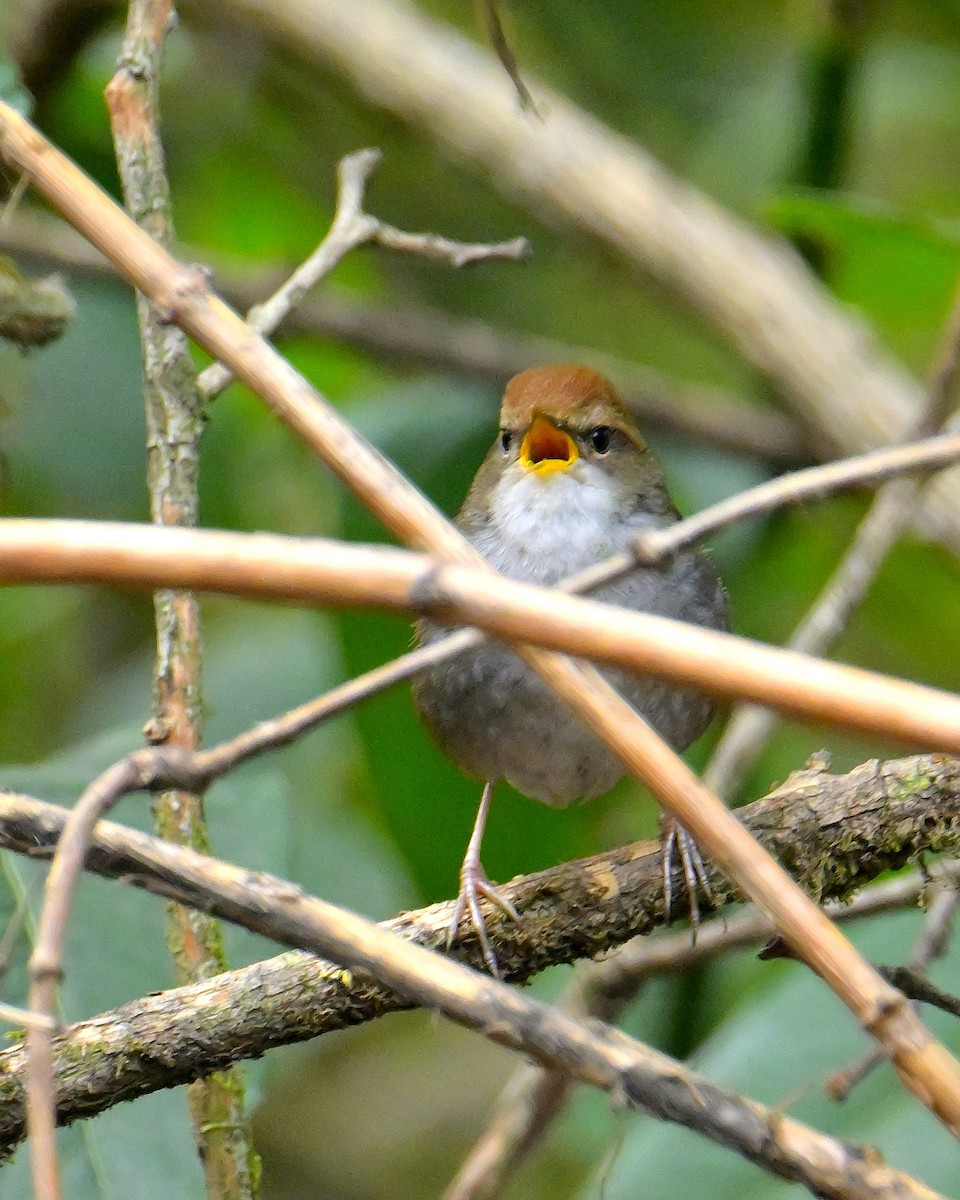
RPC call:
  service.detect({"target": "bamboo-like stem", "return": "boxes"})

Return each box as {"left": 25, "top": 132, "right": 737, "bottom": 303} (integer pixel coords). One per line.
{"left": 3, "top": 518, "right": 960, "bottom": 752}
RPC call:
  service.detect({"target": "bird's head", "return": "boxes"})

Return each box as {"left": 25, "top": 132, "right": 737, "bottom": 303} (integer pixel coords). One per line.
{"left": 484, "top": 364, "right": 673, "bottom": 516}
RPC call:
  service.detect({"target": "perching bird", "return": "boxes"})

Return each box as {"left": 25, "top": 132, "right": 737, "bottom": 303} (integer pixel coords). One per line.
{"left": 413, "top": 364, "right": 728, "bottom": 972}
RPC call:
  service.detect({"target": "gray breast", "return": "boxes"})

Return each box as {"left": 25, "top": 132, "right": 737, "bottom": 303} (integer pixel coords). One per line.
{"left": 413, "top": 542, "right": 728, "bottom": 806}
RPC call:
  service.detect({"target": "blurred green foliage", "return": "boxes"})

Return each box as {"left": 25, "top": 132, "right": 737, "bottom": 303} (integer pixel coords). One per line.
{"left": 1, "top": 2, "right": 960, "bottom": 1198}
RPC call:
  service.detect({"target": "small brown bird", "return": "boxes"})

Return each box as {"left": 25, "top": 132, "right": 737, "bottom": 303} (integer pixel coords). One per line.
{"left": 413, "top": 365, "right": 728, "bottom": 971}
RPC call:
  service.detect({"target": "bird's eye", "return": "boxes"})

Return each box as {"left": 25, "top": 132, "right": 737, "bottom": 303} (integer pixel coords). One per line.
{"left": 500, "top": 430, "right": 513, "bottom": 452}
{"left": 589, "top": 426, "right": 612, "bottom": 454}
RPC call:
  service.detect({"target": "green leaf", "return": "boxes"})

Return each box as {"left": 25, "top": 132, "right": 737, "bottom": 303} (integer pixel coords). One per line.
{"left": 765, "top": 190, "right": 960, "bottom": 368}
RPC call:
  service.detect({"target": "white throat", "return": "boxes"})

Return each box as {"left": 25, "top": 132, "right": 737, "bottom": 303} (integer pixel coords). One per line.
{"left": 475, "top": 463, "right": 624, "bottom": 585}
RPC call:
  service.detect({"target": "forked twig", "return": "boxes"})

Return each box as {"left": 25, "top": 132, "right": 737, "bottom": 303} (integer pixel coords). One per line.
{"left": 0, "top": 207, "right": 811, "bottom": 465}
{"left": 197, "top": 147, "right": 529, "bottom": 398}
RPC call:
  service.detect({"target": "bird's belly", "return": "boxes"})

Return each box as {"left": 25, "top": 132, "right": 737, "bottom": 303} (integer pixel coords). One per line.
{"left": 412, "top": 636, "right": 713, "bottom": 806}
{"left": 413, "top": 519, "right": 726, "bottom": 803}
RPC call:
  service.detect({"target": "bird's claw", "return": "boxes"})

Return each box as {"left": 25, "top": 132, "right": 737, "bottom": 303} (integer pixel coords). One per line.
{"left": 446, "top": 858, "right": 520, "bottom": 978}
{"left": 661, "top": 817, "right": 715, "bottom": 938}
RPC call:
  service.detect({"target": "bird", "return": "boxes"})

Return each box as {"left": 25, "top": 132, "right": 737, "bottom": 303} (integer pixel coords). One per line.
{"left": 412, "top": 364, "right": 729, "bottom": 973}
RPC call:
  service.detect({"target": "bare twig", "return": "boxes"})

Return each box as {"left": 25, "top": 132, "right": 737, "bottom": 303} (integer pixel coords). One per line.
{"left": 197, "top": 147, "right": 529, "bottom": 397}
{"left": 558, "top": 431, "right": 960, "bottom": 605}
{"left": 911, "top": 884, "right": 960, "bottom": 968}
{"left": 627, "top": 435, "right": 960, "bottom": 565}
{"left": 0, "top": 417, "right": 943, "bottom": 794}
{"left": 478, "top": 0, "right": 535, "bottom": 111}
{"left": 443, "top": 870, "right": 956, "bottom": 1200}
{"left": 879, "top": 966, "right": 960, "bottom": 1021}
{"left": 699, "top": 274, "right": 960, "bottom": 1108}
{"left": 828, "top": 881, "right": 960, "bottom": 1104}
{"left": 703, "top": 475, "right": 930, "bottom": 795}
{"left": 492, "top": 270, "right": 960, "bottom": 1189}
{"left": 4, "top": 107, "right": 960, "bottom": 1139}
{"left": 705, "top": 273, "right": 960, "bottom": 801}
{"left": 0, "top": 208, "right": 810, "bottom": 465}
{"left": 224, "top": 0, "right": 960, "bottom": 556}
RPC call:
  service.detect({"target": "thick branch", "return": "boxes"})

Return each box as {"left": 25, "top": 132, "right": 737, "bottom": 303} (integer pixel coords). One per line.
{"left": 0, "top": 752, "right": 956, "bottom": 1136}
{"left": 0, "top": 753, "right": 950, "bottom": 1108}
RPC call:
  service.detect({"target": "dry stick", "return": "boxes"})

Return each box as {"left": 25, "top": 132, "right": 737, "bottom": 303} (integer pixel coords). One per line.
{"left": 0, "top": 757, "right": 957, "bottom": 1154}
{"left": 0, "top": 424, "right": 956, "bottom": 792}
{"left": 196, "top": 147, "right": 528, "bottom": 399}
{"left": 8, "top": 520, "right": 960, "bottom": 752}
{"left": 0, "top": 209, "right": 809, "bottom": 466}
{"left": 699, "top": 279, "right": 960, "bottom": 1111}
{"left": 0, "top": 790, "right": 956, "bottom": 1200}
{"left": 1, "top": 431, "right": 959, "bottom": 742}
{"left": 478, "top": 0, "right": 535, "bottom": 111}
{"left": 3, "top": 109, "right": 960, "bottom": 1143}
{"left": 829, "top": 885, "right": 960, "bottom": 1103}
{"left": 103, "top": 7, "right": 256, "bottom": 1200}
{"left": 880, "top": 966, "right": 960, "bottom": 1021}
{"left": 444, "top": 864, "right": 960, "bottom": 1200}
{"left": 450, "top": 284, "right": 960, "bottom": 1199}
{"left": 564, "top": 433, "right": 960, "bottom": 592}
{"left": 467, "top": 487, "right": 953, "bottom": 1187}
{"left": 21, "top": 116, "right": 520, "bottom": 1200}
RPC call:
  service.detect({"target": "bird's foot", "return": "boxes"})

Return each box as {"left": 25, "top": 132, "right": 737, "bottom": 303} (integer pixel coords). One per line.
{"left": 660, "top": 816, "right": 715, "bottom": 938}
{"left": 446, "top": 857, "right": 520, "bottom": 978}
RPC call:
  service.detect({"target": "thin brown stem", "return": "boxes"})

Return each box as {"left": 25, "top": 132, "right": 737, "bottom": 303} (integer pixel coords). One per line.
{"left": 443, "top": 871, "right": 954, "bottom": 1200}
{"left": 515, "top": 271, "right": 960, "bottom": 1188}
{"left": 5, "top": 520, "right": 960, "bottom": 754}
{"left": 233, "top": 0, "right": 960, "bottom": 556}
{"left": 704, "top": 273, "right": 960, "bottom": 802}
{"left": 0, "top": 208, "right": 810, "bottom": 465}
{"left": 103, "top": 4, "right": 256, "bottom": 1198}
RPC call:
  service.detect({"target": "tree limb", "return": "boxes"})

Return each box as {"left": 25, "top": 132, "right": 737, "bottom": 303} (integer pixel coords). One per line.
{"left": 0, "top": 750, "right": 956, "bottom": 1147}
{"left": 0, "top": 752, "right": 956, "bottom": 1197}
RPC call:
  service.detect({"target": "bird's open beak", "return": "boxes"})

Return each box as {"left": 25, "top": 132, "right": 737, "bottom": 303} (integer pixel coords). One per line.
{"left": 519, "top": 413, "right": 579, "bottom": 476}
